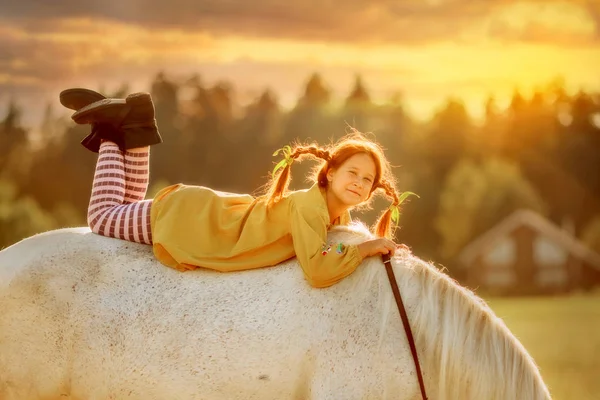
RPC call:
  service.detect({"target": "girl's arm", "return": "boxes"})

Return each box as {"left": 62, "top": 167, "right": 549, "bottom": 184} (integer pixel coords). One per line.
{"left": 290, "top": 204, "right": 362, "bottom": 288}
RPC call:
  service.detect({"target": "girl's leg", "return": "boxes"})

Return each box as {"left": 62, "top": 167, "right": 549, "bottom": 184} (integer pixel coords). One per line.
{"left": 123, "top": 147, "right": 150, "bottom": 203}
{"left": 87, "top": 141, "right": 153, "bottom": 244}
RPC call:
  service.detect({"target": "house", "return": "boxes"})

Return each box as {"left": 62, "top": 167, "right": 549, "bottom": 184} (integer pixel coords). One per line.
{"left": 458, "top": 209, "right": 600, "bottom": 295}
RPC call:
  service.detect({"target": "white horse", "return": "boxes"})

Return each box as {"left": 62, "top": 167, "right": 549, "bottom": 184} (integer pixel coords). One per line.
{"left": 0, "top": 224, "right": 551, "bottom": 400}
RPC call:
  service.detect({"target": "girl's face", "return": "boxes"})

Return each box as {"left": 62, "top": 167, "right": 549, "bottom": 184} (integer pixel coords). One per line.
{"left": 326, "top": 152, "right": 376, "bottom": 208}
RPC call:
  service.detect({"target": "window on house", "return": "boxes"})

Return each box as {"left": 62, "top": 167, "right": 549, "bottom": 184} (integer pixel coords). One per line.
{"left": 482, "top": 236, "right": 517, "bottom": 286}
{"left": 533, "top": 236, "right": 568, "bottom": 266}
{"left": 483, "top": 269, "right": 516, "bottom": 287}
{"left": 483, "top": 236, "right": 516, "bottom": 267}
{"left": 535, "top": 268, "right": 568, "bottom": 286}
{"left": 533, "top": 236, "right": 569, "bottom": 286}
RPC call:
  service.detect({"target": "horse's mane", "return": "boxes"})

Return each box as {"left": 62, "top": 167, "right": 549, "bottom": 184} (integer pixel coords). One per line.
{"left": 329, "top": 224, "right": 551, "bottom": 400}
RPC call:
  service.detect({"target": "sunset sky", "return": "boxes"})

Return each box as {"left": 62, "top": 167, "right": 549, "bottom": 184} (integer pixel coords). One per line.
{"left": 1, "top": 0, "right": 599, "bottom": 125}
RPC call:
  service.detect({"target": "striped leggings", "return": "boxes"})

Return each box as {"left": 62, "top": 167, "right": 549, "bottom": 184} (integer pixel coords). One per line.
{"left": 87, "top": 141, "right": 153, "bottom": 244}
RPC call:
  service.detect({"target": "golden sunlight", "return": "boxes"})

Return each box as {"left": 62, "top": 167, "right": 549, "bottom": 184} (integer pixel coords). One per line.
{"left": 1, "top": 0, "right": 599, "bottom": 121}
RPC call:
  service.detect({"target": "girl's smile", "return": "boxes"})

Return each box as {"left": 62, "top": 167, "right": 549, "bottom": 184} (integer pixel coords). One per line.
{"left": 325, "top": 152, "right": 377, "bottom": 222}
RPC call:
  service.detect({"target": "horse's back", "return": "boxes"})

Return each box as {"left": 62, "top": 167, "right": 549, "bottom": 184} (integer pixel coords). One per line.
{"left": 0, "top": 228, "right": 350, "bottom": 399}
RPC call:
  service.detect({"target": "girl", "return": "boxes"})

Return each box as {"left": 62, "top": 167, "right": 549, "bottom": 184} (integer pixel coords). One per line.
{"left": 60, "top": 89, "right": 413, "bottom": 288}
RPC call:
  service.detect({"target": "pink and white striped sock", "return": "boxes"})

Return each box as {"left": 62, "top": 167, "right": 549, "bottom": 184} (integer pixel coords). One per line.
{"left": 87, "top": 141, "right": 153, "bottom": 244}
{"left": 124, "top": 147, "right": 150, "bottom": 203}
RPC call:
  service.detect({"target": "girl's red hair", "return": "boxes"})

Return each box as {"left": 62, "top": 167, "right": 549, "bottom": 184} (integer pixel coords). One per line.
{"left": 265, "top": 130, "right": 404, "bottom": 238}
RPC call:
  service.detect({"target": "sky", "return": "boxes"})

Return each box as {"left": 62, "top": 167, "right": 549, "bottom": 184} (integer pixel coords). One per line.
{"left": 1, "top": 0, "right": 599, "bottom": 126}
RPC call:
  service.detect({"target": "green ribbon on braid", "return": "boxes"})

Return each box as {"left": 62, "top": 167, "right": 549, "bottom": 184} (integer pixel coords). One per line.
{"left": 389, "top": 191, "right": 420, "bottom": 224}
{"left": 272, "top": 145, "right": 294, "bottom": 177}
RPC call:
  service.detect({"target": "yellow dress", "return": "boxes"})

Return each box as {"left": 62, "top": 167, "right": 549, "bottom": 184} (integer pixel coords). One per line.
{"left": 150, "top": 183, "right": 362, "bottom": 288}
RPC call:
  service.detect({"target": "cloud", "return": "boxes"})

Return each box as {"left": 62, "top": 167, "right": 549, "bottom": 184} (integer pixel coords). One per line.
{"left": 3, "top": 0, "right": 597, "bottom": 45}
{"left": 0, "top": 19, "right": 221, "bottom": 91}
{"left": 482, "top": 0, "right": 598, "bottom": 45}
{"left": 0, "top": 0, "right": 595, "bottom": 92}
{"left": 1, "top": 0, "right": 599, "bottom": 127}
{"left": 583, "top": 0, "right": 600, "bottom": 38}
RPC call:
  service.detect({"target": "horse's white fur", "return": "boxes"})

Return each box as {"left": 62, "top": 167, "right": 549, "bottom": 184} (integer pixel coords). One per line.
{"left": 0, "top": 225, "right": 551, "bottom": 400}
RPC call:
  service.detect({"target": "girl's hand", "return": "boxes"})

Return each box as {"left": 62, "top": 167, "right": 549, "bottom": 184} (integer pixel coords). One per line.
{"left": 357, "top": 238, "right": 409, "bottom": 259}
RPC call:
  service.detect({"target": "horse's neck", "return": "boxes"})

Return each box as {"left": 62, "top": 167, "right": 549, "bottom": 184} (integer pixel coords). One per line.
{"left": 389, "top": 255, "right": 551, "bottom": 400}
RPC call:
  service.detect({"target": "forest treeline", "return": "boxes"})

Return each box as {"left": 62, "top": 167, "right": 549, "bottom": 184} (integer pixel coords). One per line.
{"left": 1, "top": 72, "right": 600, "bottom": 275}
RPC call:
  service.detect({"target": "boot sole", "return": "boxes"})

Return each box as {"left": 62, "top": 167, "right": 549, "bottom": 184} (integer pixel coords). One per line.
{"left": 60, "top": 88, "right": 106, "bottom": 111}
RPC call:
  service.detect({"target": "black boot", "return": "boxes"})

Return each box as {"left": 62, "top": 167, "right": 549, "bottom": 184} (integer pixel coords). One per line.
{"left": 71, "top": 92, "right": 162, "bottom": 151}
{"left": 120, "top": 92, "right": 163, "bottom": 150}
{"left": 59, "top": 88, "right": 111, "bottom": 152}
{"left": 80, "top": 123, "right": 125, "bottom": 152}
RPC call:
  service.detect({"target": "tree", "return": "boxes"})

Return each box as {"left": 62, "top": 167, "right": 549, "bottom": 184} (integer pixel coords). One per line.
{"left": 423, "top": 98, "right": 473, "bottom": 181}
{"left": 0, "top": 180, "right": 55, "bottom": 248}
{"left": 342, "top": 75, "right": 374, "bottom": 133}
{"left": 229, "top": 89, "right": 283, "bottom": 192}
{"left": 478, "top": 95, "right": 508, "bottom": 158}
{"left": 563, "top": 91, "right": 600, "bottom": 194}
{"left": 151, "top": 72, "right": 179, "bottom": 127}
{"left": 284, "top": 73, "right": 335, "bottom": 150}
{"left": 551, "top": 90, "right": 600, "bottom": 229}
{"left": 435, "top": 158, "right": 547, "bottom": 263}
{"left": 0, "top": 101, "right": 29, "bottom": 178}
{"left": 241, "top": 89, "right": 281, "bottom": 145}
{"left": 298, "top": 73, "right": 330, "bottom": 108}
{"left": 377, "top": 91, "right": 416, "bottom": 168}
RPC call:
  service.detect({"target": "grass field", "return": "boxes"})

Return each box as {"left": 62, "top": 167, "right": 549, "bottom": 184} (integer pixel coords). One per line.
{"left": 486, "top": 292, "right": 600, "bottom": 400}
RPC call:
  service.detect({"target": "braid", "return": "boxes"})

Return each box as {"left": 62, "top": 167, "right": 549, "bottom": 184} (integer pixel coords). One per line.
{"left": 379, "top": 179, "right": 400, "bottom": 205}
{"left": 294, "top": 145, "right": 331, "bottom": 162}
{"left": 265, "top": 144, "right": 331, "bottom": 206}
{"left": 374, "top": 179, "right": 401, "bottom": 239}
